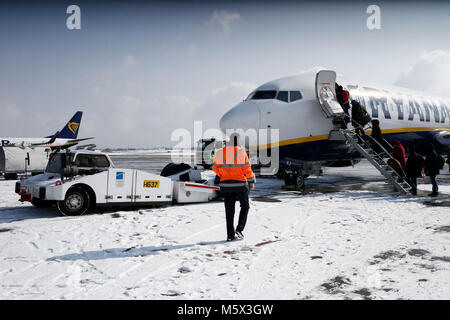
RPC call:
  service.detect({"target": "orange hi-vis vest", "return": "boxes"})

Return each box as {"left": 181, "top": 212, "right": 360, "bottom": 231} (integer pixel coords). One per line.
{"left": 212, "top": 146, "right": 255, "bottom": 186}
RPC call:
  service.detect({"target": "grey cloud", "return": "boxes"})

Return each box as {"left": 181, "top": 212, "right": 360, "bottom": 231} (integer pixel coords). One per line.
{"left": 206, "top": 10, "right": 241, "bottom": 34}
{"left": 395, "top": 50, "right": 450, "bottom": 98}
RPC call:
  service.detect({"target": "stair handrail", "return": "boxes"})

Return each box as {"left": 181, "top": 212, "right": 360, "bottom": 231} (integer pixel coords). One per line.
{"left": 343, "top": 114, "right": 393, "bottom": 151}
{"left": 342, "top": 117, "right": 407, "bottom": 178}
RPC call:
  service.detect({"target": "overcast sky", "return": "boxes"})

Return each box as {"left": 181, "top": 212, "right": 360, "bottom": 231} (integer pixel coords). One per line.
{"left": 1, "top": 0, "right": 450, "bottom": 148}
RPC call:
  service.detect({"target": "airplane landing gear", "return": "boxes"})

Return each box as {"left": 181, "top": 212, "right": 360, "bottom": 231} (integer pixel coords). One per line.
{"left": 295, "top": 174, "right": 306, "bottom": 188}
{"left": 283, "top": 170, "right": 308, "bottom": 188}
{"left": 278, "top": 159, "right": 318, "bottom": 189}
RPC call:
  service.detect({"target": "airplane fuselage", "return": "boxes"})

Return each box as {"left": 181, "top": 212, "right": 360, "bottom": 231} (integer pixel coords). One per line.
{"left": 219, "top": 73, "right": 450, "bottom": 165}
{"left": 1, "top": 138, "right": 77, "bottom": 148}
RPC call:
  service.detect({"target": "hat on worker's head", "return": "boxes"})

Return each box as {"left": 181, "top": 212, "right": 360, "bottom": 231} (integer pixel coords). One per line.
{"left": 228, "top": 133, "right": 240, "bottom": 147}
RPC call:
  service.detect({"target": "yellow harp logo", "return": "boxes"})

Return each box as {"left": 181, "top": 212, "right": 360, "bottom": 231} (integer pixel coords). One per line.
{"left": 68, "top": 122, "right": 80, "bottom": 135}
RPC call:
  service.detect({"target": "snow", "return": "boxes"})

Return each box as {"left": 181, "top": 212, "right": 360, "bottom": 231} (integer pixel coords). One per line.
{"left": 0, "top": 161, "right": 449, "bottom": 300}
{"left": 104, "top": 149, "right": 193, "bottom": 157}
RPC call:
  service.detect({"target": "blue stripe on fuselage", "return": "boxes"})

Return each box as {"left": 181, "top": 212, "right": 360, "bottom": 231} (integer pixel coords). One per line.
{"left": 274, "top": 130, "right": 441, "bottom": 162}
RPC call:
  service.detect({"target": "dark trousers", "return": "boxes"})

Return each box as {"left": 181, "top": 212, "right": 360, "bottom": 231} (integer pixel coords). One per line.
{"left": 223, "top": 188, "right": 250, "bottom": 240}
{"left": 355, "top": 127, "right": 365, "bottom": 136}
{"left": 406, "top": 176, "right": 417, "bottom": 195}
{"left": 430, "top": 175, "right": 438, "bottom": 194}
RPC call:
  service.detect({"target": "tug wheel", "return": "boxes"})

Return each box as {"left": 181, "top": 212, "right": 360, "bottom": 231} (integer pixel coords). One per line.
{"left": 57, "top": 188, "right": 90, "bottom": 216}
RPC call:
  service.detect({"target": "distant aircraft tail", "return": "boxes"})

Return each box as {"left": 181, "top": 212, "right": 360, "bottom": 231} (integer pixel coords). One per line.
{"left": 54, "top": 111, "right": 83, "bottom": 139}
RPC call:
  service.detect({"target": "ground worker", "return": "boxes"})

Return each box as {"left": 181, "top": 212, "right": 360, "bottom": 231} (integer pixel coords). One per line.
{"left": 212, "top": 133, "right": 255, "bottom": 241}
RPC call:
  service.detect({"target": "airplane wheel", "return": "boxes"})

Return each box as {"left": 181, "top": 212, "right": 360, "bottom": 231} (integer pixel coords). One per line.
{"left": 284, "top": 173, "right": 296, "bottom": 186}
{"left": 57, "top": 188, "right": 90, "bottom": 216}
{"left": 276, "top": 169, "right": 285, "bottom": 180}
{"left": 296, "top": 175, "right": 306, "bottom": 188}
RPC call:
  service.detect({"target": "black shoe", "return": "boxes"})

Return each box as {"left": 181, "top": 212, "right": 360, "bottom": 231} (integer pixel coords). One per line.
{"left": 235, "top": 230, "right": 244, "bottom": 239}
{"left": 227, "top": 237, "right": 236, "bottom": 242}
{"left": 428, "top": 192, "right": 439, "bottom": 197}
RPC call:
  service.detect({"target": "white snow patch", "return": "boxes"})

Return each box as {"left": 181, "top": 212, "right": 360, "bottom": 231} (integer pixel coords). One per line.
{"left": 0, "top": 168, "right": 449, "bottom": 299}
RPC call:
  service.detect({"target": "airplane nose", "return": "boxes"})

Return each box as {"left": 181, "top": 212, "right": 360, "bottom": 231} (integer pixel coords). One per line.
{"left": 219, "top": 101, "right": 261, "bottom": 133}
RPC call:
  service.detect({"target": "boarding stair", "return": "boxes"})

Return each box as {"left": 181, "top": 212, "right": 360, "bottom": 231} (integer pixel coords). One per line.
{"left": 314, "top": 70, "right": 412, "bottom": 194}
{"left": 331, "top": 119, "right": 412, "bottom": 195}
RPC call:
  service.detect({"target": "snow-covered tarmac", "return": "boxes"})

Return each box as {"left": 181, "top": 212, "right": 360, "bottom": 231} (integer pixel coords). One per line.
{"left": 0, "top": 160, "right": 449, "bottom": 300}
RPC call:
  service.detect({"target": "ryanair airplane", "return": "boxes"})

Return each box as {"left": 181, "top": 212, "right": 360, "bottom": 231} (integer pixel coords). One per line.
{"left": 0, "top": 111, "right": 93, "bottom": 149}
{"left": 219, "top": 70, "right": 450, "bottom": 181}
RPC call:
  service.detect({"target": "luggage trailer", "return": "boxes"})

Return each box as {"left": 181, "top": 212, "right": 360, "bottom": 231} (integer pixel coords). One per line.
{"left": 15, "top": 150, "right": 219, "bottom": 216}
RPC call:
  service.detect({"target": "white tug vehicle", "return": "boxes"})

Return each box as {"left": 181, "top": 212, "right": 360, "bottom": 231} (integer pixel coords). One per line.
{"left": 15, "top": 150, "right": 219, "bottom": 216}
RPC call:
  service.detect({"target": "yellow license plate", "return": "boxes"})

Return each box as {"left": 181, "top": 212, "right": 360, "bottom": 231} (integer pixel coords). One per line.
{"left": 143, "top": 180, "right": 160, "bottom": 188}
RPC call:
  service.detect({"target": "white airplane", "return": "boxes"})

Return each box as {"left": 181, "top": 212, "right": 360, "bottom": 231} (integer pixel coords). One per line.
{"left": 0, "top": 111, "right": 93, "bottom": 149}
{"left": 219, "top": 70, "right": 450, "bottom": 186}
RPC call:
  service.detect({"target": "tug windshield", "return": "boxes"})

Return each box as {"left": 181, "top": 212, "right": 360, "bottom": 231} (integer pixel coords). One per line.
{"left": 46, "top": 153, "right": 63, "bottom": 173}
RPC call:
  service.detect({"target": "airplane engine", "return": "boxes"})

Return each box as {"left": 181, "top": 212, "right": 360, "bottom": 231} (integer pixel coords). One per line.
{"left": 434, "top": 131, "right": 450, "bottom": 152}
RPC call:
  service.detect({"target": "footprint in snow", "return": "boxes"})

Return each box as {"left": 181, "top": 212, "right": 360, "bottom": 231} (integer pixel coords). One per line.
{"left": 161, "top": 290, "right": 183, "bottom": 297}
{"left": 178, "top": 266, "right": 192, "bottom": 273}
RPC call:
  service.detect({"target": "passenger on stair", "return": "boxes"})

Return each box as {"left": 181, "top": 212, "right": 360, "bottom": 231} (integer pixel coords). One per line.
{"left": 370, "top": 119, "right": 384, "bottom": 153}
{"left": 335, "top": 83, "right": 351, "bottom": 126}
{"left": 351, "top": 100, "right": 371, "bottom": 138}
{"left": 341, "top": 90, "right": 351, "bottom": 125}
{"left": 391, "top": 140, "right": 407, "bottom": 178}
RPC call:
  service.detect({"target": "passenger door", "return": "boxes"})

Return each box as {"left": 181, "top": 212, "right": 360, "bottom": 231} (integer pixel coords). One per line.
{"left": 315, "top": 70, "right": 345, "bottom": 118}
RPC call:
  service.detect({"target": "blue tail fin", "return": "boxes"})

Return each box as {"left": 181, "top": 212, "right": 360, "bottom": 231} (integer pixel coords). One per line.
{"left": 54, "top": 111, "right": 83, "bottom": 139}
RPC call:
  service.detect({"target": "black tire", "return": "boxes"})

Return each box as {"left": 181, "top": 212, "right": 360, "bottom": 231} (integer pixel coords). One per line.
{"left": 284, "top": 173, "right": 307, "bottom": 188}
{"left": 276, "top": 168, "right": 285, "bottom": 180}
{"left": 284, "top": 173, "right": 296, "bottom": 186}
{"left": 31, "top": 198, "right": 52, "bottom": 208}
{"left": 296, "top": 175, "right": 306, "bottom": 188}
{"left": 160, "top": 162, "right": 192, "bottom": 177}
{"left": 4, "top": 173, "right": 18, "bottom": 180}
{"left": 57, "top": 188, "right": 90, "bottom": 216}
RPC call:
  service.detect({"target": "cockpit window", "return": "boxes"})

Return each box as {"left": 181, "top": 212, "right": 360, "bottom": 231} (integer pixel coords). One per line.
{"left": 246, "top": 91, "right": 255, "bottom": 100}
{"left": 251, "top": 90, "right": 277, "bottom": 100}
{"left": 276, "top": 91, "right": 289, "bottom": 102}
{"left": 290, "top": 91, "right": 302, "bottom": 102}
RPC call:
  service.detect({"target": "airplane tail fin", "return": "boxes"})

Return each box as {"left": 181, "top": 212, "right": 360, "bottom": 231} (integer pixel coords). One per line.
{"left": 54, "top": 111, "right": 83, "bottom": 139}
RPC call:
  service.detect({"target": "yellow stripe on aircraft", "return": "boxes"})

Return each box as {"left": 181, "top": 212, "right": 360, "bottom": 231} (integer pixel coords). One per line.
{"left": 252, "top": 126, "right": 450, "bottom": 150}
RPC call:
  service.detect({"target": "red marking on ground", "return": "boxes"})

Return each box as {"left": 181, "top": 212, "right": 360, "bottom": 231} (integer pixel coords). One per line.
{"left": 206, "top": 254, "right": 213, "bottom": 257}
{"left": 254, "top": 240, "right": 281, "bottom": 247}
{"left": 223, "top": 250, "right": 236, "bottom": 254}
{"left": 321, "top": 82, "right": 330, "bottom": 85}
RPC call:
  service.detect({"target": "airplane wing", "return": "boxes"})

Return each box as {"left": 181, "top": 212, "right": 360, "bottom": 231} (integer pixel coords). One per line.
{"left": 46, "top": 137, "right": 95, "bottom": 149}
{"left": 29, "top": 131, "right": 60, "bottom": 147}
